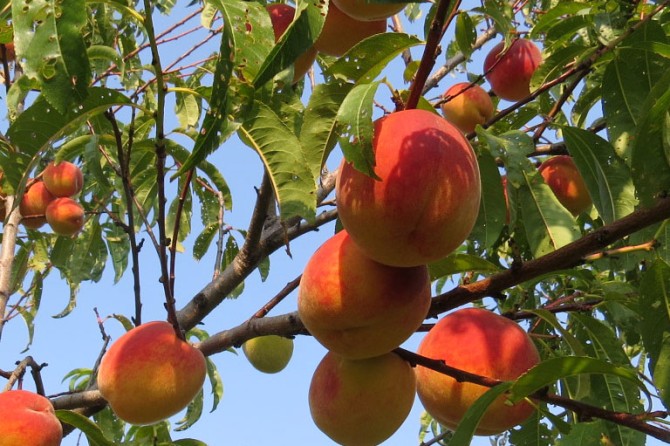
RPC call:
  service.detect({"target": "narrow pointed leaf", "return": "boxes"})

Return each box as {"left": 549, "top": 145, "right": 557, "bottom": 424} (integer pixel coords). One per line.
{"left": 239, "top": 101, "right": 316, "bottom": 221}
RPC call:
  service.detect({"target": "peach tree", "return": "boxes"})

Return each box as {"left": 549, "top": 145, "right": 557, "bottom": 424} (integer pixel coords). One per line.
{"left": 0, "top": 0, "right": 669, "bottom": 444}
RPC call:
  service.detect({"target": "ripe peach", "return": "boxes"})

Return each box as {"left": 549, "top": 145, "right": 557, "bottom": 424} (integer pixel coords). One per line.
{"left": 538, "top": 155, "right": 592, "bottom": 216}
{"left": 336, "top": 108, "right": 481, "bottom": 267}
{"left": 42, "top": 161, "right": 84, "bottom": 197}
{"left": 20, "top": 181, "right": 56, "bottom": 229}
{"left": 97, "top": 321, "right": 207, "bottom": 425}
{"left": 0, "top": 389, "right": 63, "bottom": 446}
{"left": 483, "top": 38, "right": 542, "bottom": 102}
{"left": 298, "top": 230, "right": 430, "bottom": 359}
{"left": 416, "top": 308, "right": 540, "bottom": 435}
{"left": 242, "top": 335, "right": 294, "bottom": 374}
{"left": 267, "top": 4, "right": 318, "bottom": 83}
{"left": 45, "top": 197, "right": 85, "bottom": 236}
{"left": 332, "top": 0, "right": 406, "bottom": 21}
{"left": 314, "top": 1, "right": 387, "bottom": 56}
{"left": 440, "top": 82, "right": 495, "bottom": 133}
{"left": 309, "top": 351, "right": 415, "bottom": 445}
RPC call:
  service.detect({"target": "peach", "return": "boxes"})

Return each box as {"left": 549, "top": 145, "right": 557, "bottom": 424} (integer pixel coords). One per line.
{"left": 332, "top": 0, "right": 406, "bottom": 21}
{"left": 298, "top": 230, "right": 431, "bottom": 359}
{"left": 314, "top": 1, "right": 387, "bottom": 56}
{"left": 440, "top": 82, "right": 495, "bottom": 133}
{"left": 309, "top": 351, "right": 415, "bottom": 445}
{"left": 267, "top": 4, "right": 318, "bottom": 83}
{"left": 538, "top": 155, "right": 592, "bottom": 216}
{"left": 336, "top": 108, "right": 481, "bottom": 267}
{"left": 0, "top": 389, "right": 63, "bottom": 446}
{"left": 242, "top": 335, "right": 294, "bottom": 374}
{"left": 45, "top": 197, "right": 85, "bottom": 236}
{"left": 42, "top": 161, "right": 84, "bottom": 197}
{"left": 20, "top": 180, "right": 55, "bottom": 229}
{"left": 97, "top": 321, "right": 207, "bottom": 425}
{"left": 483, "top": 38, "right": 542, "bottom": 101}
{"left": 416, "top": 308, "right": 540, "bottom": 435}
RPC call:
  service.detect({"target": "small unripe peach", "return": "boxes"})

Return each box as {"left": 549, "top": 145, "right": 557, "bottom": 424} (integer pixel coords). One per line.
{"left": 538, "top": 155, "right": 592, "bottom": 216}
{"left": 45, "top": 197, "right": 85, "bottom": 236}
{"left": 440, "top": 82, "right": 495, "bottom": 133}
{"left": 20, "top": 181, "right": 55, "bottom": 229}
{"left": 484, "top": 38, "right": 542, "bottom": 102}
{"left": 42, "top": 161, "right": 84, "bottom": 197}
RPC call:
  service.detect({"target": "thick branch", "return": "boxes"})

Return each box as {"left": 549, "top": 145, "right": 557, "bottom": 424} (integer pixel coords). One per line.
{"left": 429, "top": 196, "right": 670, "bottom": 317}
{"left": 0, "top": 197, "right": 20, "bottom": 338}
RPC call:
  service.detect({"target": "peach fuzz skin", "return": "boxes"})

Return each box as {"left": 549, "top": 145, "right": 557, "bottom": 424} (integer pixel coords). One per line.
{"left": 46, "top": 197, "right": 85, "bottom": 236}
{"left": 416, "top": 308, "right": 540, "bottom": 435}
{"left": 298, "top": 230, "right": 431, "bottom": 360}
{"left": 440, "top": 82, "right": 495, "bottom": 133}
{"left": 20, "top": 181, "right": 56, "bottom": 229}
{"left": 484, "top": 38, "right": 542, "bottom": 102}
{"left": 97, "top": 321, "right": 206, "bottom": 425}
{"left": 538, "top": 155, "right": 592, "bottom": 216}
{"left": 336, "top": 108, "right": 481, "bottom": 267}
{"left": 42, "top": 161, "right": 84, "bottom": 197}
{"left": 332, "top": 0, "right": 406, "bottom": 21}
{"left": 0, "top": 389, "right": 63, "bottom": 446}
{"left": 314, "top": 1, "right": 387, "bottom": 56}
{"left": 266, "top": 4, "right": 318, "bottom": 83}
{"left": 309, "top": 351, "right": 416, "bottom": 446}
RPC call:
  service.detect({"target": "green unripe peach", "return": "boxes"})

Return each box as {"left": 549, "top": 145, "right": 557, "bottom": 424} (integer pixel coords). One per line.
{"left": 242, "top": 335, "right": 294, "bottom": 374}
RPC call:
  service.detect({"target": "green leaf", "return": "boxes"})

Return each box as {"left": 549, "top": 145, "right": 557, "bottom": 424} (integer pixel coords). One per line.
{"left": 253, "top": 0, "right": 324, "bottom": 88}
{"left": 562, "top": 127, "right": 636, "bottom": 224}
{"left": 630, "top": 68, "right": 670, "bottom": 206}
{"left": 557, "top": 420, "right": 610, "bottom": 446}
{"left": 509, "top": 356, "right": 644, "bottom": 404}
{"left": 326, "top": 33, "right": 423, "bottom": 84}
{"left": 6, "top": 87, "right": 133, "bottom": 161}
{"left": 56, "top": 410, "right": 115, "bottom": 446}
{"left": 336, "top": 82, "right": 380, "bottom": 179}
{"left": 639, "top": 259, "right": 670, "bottom": 410}
{"left": 428, "top": 253, "right": 499, "bottom": 281}
{"left": 602, "top": 20, "right": 668, "bottom": 162}
{"left": 175, "top": 389, "right": 204, "bottom": 431}
{"left": 12, "top": 0, "right": 91, "bottom": 113}
{"left": 174, "top": 0, "right": 242, "bottom": 176}
{"left": 449, "top": 382, "right": 513, "bottom": 444}
{"left": 469, "top": 147, "right": 506, "bottom": 248}
{"left": 300, "top": 82, "right": 353, "bottom": 177}
{"left": 455, "top": 12, "right": 476, "bottom": 58}
{"left": 205, "top": 357, "right": 224, "bottom": 412}
{"left": 173, "top": 440, "right": 209, "bottom": 446}
{"left": 239, "top": 101, "right": 317, "bottom": 221}
{"left": 518, "top": 171, "right": 581, "bottom": 258}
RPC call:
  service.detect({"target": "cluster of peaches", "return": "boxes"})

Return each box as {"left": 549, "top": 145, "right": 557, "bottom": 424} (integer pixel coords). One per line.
{"left": 0, "top": 160, "right": 86, "bottom": 236}
{"left": 294, "top": 24, "right": 594, "bottom": 446}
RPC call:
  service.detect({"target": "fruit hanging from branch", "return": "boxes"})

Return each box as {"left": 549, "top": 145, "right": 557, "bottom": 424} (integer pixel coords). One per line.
{"left": 97, "top": 321, "right": 207, "bottom": 425}
{"left": 336, "top": 108, "right": 481, "bottom": 267}
{"left": 416, "top": 308, "right": 540, "bottom": 435}
{"left": 484, "top": 38, "right": 542, "bottom": 102}
{"left": 309, "top": 351, "right": 416, "bottom": 446}
{"left": 298, "top": 229, "right": 431, "bottom": 359}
